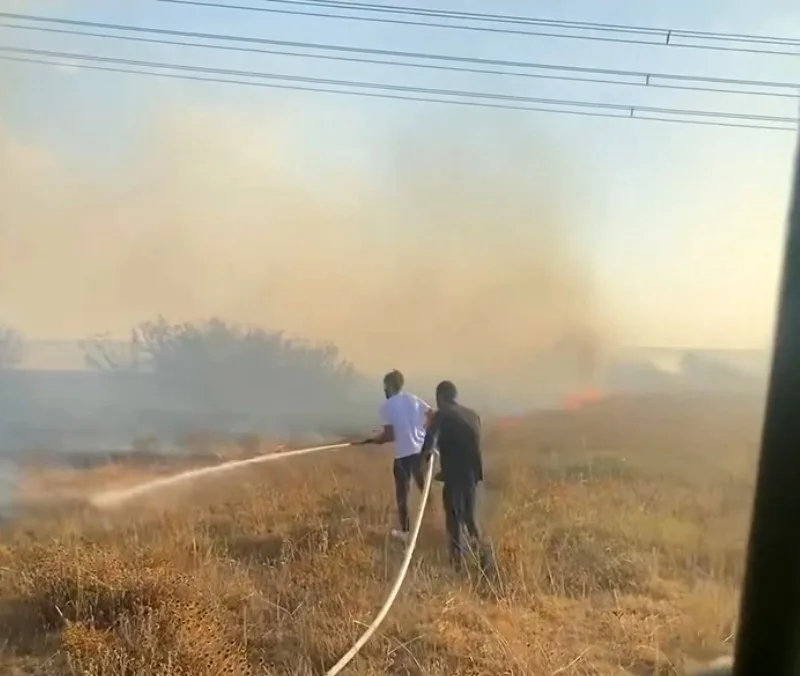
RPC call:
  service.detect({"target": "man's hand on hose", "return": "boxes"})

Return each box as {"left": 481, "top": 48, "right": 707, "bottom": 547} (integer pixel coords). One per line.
{"left": 421, "top": 447, "right": 438, "bottom": 465}
{"left": 352, "top": 426, "right": 393, "bottom": 446}
{"left": 419, "top": 449, "right": 442, "bottom": 482}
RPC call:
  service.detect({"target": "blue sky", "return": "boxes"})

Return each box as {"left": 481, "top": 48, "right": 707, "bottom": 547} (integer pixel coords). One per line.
{"left": 1, "top": 0, "right": 799, "bottom": 371}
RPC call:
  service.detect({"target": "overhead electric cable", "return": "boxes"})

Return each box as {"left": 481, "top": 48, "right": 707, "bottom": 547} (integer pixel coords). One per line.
{"left": 249, "top": 0, "right": 800, "bottom": 48}
{"left": 2, "top": 44, "right": 796, "bottom": 127}
{"left": 157, "top": 0, "right": 800, "bottom": 57}
{"left": 2, "top": 51, "right": 796, "bottom": 132}
{"left": 1, "top": 20, "right": 798, "bottom": 99}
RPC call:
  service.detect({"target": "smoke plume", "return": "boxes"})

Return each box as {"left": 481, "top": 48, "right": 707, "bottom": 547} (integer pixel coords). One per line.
{"left": 1, "top": 99, "right": 609, "bottom": 398}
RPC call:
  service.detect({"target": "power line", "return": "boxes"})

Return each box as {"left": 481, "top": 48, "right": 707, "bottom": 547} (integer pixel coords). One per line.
{"left": 1, "top": 15, "right": 798, "bottom": 100}
{"left": 6, "top": 52, "right": 791, "bottom": 133}
{"left": 2, "top": 44, "right": 795, "bottom": 125}
{"left": 158, "top": 0, "right": 800, "bottom": 57}
{"left": 253, "top": 0, "right": 800, "bottom": 47}
{"left": 2, "top": 51, "right": 796, "bottom": 132}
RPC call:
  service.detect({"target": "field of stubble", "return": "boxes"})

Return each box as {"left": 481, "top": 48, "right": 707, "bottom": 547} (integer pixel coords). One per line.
{"left": 0, "top": 394, "right": 761, "bottom": 676}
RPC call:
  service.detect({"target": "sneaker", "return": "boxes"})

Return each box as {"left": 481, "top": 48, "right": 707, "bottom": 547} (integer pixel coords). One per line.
{"left": 390, "top": 529, "right": 410, "bottom": 546}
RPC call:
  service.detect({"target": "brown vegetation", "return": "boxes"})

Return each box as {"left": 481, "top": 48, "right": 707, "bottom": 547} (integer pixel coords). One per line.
{"left": 0, "top": 394, "right": 760, "bottom": 675}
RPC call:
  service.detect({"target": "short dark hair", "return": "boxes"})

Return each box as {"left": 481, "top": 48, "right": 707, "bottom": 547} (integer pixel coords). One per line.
{"left": 383, "top": 369, "right": 405, "bottom": 391}
{"left": 436, "top": 380, "right": 458, "bottom": 403}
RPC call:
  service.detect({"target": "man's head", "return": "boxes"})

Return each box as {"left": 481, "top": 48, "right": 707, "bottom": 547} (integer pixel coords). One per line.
{"left": 436, "top": 380, "right": 458, "bottom": 407}
{"left": 383, "top": 369, "right": 405, "bottom": 399}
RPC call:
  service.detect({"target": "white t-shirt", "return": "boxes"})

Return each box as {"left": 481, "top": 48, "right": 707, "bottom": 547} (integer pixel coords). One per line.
{"left": 379, "top": 391, "right": 431, "bottom": 459}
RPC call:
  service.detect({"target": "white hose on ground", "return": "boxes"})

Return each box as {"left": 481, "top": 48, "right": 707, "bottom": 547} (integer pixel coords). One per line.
{"left": 89, "top": 442, "right": 353, "bottom": 508}
{"left": 324, "top": 450, "right": 436, "bottom": 676}
{"left": 88, "top": 440, "right": 438, "bottom": 676}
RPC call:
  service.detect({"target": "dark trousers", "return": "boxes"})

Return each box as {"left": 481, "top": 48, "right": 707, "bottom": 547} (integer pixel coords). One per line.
{"left": 393, "top": 454, "right": 426, "bottom": 532}
{"left": 442, "top": 480, "right": 481, "bottom": 564}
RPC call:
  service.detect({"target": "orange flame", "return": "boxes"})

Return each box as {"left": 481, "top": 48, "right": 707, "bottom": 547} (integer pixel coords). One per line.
{"left": 561, "top": 387, "right": 604, "bottom": 411}
{"left": 497, "top": 415, "right": 524, "bottom": 428}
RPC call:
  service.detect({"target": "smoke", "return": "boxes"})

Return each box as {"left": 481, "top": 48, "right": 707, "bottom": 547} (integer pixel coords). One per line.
{"left": 0, "top": 98, "right": 609, "bottom": 399}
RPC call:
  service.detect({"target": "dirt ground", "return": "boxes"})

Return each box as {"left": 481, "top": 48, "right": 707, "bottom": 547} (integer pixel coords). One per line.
{"left": 0, "top": 393, "right": 762, "bottom": 675}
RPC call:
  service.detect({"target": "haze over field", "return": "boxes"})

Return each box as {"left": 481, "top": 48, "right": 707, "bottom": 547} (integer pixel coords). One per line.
{"left": 1, "top": 112, "right": 600, "bottom": 374}
{"left": 0, "top": 0, "right": 796, "bottom": 452}
{"left": 1, "top": 103, "right": 788, "bottom": 397}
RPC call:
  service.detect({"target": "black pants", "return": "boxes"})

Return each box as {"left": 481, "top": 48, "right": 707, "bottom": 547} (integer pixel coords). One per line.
{"left": 393, "top": 454, "right": 426, "bottom": 532}
{"left": 442, "top": 480, "right": 480, "bottom": 564}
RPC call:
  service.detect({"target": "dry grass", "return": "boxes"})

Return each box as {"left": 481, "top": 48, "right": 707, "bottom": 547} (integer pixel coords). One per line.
{"left": 0, "top": 394, "right": 760, "bottom": 675}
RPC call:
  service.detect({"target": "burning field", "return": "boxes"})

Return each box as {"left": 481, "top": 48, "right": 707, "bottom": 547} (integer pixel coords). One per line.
{"left": 0, "top": 392, "right": 760, "bottom": 675}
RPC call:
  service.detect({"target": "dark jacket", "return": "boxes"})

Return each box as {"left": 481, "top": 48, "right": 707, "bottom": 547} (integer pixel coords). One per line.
{"left": 422, "top": 402, "right": 483, "bottom": 485}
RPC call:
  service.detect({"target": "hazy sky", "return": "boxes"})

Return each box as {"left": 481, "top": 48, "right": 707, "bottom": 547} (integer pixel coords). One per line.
{"left": 0, "top": 0, "right": 798, "bottom": 377}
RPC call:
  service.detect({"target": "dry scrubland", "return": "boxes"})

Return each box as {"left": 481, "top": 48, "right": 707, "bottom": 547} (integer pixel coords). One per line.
{"left": 0, "top": 394, "right": 761, "bottom": 675}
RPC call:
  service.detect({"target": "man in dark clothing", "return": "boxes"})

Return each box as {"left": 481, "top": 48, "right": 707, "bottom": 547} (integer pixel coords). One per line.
{"left": 421, "top": 380, "right": 484, "bottom": 567}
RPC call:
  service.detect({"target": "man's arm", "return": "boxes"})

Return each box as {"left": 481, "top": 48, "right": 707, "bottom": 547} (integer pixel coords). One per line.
{"left": 422, "top": 411, "right": 445, "bottom": 481}
{"left": 472, "top": 410, "right": 484, "bottom": 482}
{"left": 361, "top": 425, "right": 394, "bottom": 445}
{"left": 353, "top": 401, "right": 396, "bottom": 445}
{"left": 421, "top": 398, "right": 434, "bottom": 423}
{"left": 420, "top": 410, "right": 440, "bottom": 459}
{"left": 352, "top": 423, "right": 395, "bottom": 445}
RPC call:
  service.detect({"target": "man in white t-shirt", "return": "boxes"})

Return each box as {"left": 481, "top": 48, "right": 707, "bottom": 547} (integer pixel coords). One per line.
{"left": 355, "top": 369, "right": 433, "bottom": 543}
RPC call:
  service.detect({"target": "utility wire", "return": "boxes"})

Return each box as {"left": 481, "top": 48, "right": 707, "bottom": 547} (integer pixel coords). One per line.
{"left": 2, "top": 44, "right": 795, "bottom": 125}
{"left": 2, "top": 20, "right": 798, "bottom": 99}
{"left": 3, "top": 52, "right": 796, "bottom": 132}
{"left": 158, "top": 0, "right": 800, "bottom": 57}
{"left": 250, "top": 0, "right": 800, "bottom": 48}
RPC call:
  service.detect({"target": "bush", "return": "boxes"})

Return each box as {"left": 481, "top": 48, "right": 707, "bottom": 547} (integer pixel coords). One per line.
{"left": 81, "top": 317, "right": 374, "bottom": 440}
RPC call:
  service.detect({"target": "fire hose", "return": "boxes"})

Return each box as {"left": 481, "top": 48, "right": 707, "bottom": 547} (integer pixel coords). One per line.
{"left": 89, "top": 441, "right": 436, "bottom": 674}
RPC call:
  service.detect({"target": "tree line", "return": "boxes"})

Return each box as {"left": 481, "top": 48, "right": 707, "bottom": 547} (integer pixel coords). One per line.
{"left": 0, "top": 319, "right": 374, "bottom": 446}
